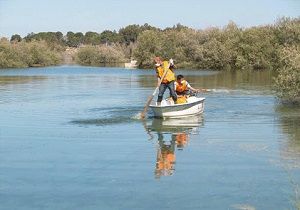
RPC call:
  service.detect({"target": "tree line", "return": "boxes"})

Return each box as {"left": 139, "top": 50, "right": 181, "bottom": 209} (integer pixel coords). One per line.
{"left": 10, "top": 23, "right": 158, "bottom": 47}
{"left": 3, "top": 23, "right": 159, "bottom": 67}
{"left": 1, "top": 18, "right": 299, "bottom": 103}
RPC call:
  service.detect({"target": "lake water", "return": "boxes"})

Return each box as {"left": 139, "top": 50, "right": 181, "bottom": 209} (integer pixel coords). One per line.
{"left": 0, "top": 66, "right": 299, "bottom": 210}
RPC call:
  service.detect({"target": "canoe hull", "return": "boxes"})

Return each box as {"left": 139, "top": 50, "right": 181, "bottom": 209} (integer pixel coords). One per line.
{"left": 149, "top": 97, "right": 205, "bottom": 118}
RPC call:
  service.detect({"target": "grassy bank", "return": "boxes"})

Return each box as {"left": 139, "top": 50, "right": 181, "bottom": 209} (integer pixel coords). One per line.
{"left": 75, "top": 44, "right": 126, "bottom": 66}
{"left": 274, "top": 46, "right": 300, "bottom": 104}
{"left": 0, "top": 39, "right": 62, "bottom": 68}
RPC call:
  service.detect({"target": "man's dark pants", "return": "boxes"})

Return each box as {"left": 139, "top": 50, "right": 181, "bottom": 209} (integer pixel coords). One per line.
{"left": 157, "top": 81, "right": 177, "bottom": 103}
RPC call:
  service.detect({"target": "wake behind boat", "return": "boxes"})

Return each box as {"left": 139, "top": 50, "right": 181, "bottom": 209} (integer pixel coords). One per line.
{"left": 149, "top": 96, "right": 205, "bottom": 118}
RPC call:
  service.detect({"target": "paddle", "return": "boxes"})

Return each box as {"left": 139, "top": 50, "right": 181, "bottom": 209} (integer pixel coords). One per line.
{"left": 199, "top": 89, "right": 229, "bottom": 93}
{"left": 198, "top": 89, "right": 211, "bottom": 92}
{"left": 141, "top": 61, "right": 170, "bottom": 119}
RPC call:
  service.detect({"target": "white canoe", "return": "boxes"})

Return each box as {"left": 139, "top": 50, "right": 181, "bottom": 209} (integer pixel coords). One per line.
{"left": 149, "top": 96, "right": 205, "bottom": 118}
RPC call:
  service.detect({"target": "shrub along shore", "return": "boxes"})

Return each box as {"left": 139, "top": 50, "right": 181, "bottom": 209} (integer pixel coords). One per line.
{"left": 0, "top": 17, "right": 299, "bottom": 103}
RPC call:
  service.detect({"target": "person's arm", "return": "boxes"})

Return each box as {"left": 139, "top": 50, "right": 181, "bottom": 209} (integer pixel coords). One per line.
{"left": 187, "top": 82, "right": 208, "bottom": 92}
{"left": 187, "top": 82, "right": 201, "bottom": 92}
{"left": 189, "top": 86, "right": 199, "bottom": 92}
{"left": 169, "top": 59, "right": 175, "bottom": 71}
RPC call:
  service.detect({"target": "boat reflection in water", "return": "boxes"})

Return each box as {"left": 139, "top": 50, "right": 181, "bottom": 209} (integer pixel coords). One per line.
{"left": 146, "top": 115, "right": 204, "bottom": 178}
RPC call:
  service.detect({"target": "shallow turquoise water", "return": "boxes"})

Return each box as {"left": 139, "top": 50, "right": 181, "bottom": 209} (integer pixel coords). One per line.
{"left": 0, "top": 66, "right": 299, "bottom": 210}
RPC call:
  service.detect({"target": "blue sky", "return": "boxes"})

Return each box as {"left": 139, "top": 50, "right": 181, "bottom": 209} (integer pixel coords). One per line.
{"left": 0, "top": 0, "right": 299, "bottom": 37}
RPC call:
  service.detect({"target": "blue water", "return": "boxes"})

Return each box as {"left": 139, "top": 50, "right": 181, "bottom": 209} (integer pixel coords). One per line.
{"left": 0, "top": 66, "right": 299, "bottom": 210}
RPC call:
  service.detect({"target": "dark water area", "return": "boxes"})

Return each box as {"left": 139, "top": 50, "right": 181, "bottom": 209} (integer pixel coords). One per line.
{"left": 0, "top": 66, "right": 299, "bottom": 210}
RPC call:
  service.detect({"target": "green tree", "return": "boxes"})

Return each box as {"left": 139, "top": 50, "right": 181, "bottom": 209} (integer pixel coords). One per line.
{"left": 140, "top": 23, "right": 159, "bottom": 32}
{"left": 119, "top": 24, "right": 159, "bottom": 45}
{"left": 0, "top": 38, "right": 26, "bottom": 68}
{"left": 133, "top": 30, "right": 162, "bottom": 67}
{"left": 100, "top": 30, "right": 121, "bottom": 44}
{"left": 23, "top": 32, "right": 65, "bottom": 48}
{"left": 24, "top": 32, "right": 36, "bottom": 42}
{"left": 66, "top": 32, "right": 84, "bottom": 47}
{"left": 119, "top": 24, "right": 142, "bottom": 45}
{"left": 274, "top": 17, "right": 300, "bottom": 46}
{"left": 10, "top": 34, "right": 22, "bottom": 42}
{"left": 236, "top": 27, "right": 277, "bottom": 70}
{"left": 84, "top": 31, "right": 101, "bottom": 45}
{"left": 164, "top": 23, "right": 190, "bottom": 32}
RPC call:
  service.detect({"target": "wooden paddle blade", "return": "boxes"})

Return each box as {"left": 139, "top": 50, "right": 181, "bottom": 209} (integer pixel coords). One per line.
{"left": 141, "top": 95, "right": 154, "bottom": 119}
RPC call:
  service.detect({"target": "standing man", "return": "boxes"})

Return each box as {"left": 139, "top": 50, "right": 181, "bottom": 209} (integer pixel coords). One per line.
{"left": 154, "top": 57, "right": 177, "bottom": 105}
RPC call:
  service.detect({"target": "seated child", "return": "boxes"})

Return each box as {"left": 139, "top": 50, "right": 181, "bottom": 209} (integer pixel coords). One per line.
{"left": 174, "top": 74, "right": 200, "bottom": 96}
